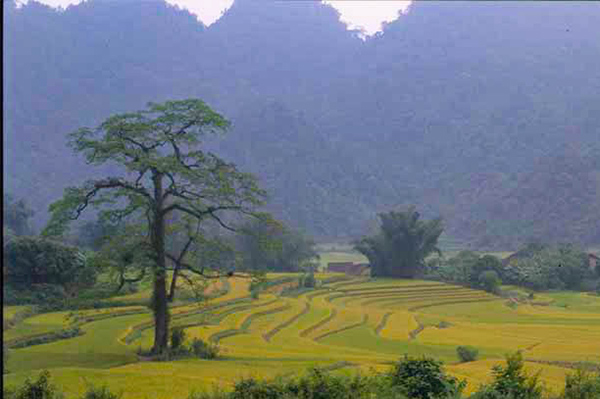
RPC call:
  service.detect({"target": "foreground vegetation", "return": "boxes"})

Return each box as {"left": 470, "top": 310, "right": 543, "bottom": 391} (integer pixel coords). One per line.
{"left": 4, "top": 353, "right": 600, "bottom": 399}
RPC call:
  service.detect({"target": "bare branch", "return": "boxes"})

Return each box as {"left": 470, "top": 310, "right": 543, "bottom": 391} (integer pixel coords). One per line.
{"left": 94, "top": 178, "right": 153, "bottom": 202}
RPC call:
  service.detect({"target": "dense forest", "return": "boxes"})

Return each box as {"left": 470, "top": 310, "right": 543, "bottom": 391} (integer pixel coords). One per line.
{"left": 4, "top": 0, "right": 600, "bottom": 249}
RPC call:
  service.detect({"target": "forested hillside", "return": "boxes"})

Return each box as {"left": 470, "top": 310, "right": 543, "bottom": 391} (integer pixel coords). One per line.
{"left": 4, "top": 0, "right": 600, "bottom": 248}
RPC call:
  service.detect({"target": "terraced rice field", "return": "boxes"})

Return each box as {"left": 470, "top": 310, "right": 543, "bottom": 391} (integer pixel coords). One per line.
{"left": 4, "top": 273, "right": 600, "bottom": 398}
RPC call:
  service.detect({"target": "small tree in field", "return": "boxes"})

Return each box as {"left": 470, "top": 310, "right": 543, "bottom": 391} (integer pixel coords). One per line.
{"left": 43, "top": 99, "right": 267, "bottom": 355}
{"left": 355, "top": 207, "right": 443, "bottom": 278}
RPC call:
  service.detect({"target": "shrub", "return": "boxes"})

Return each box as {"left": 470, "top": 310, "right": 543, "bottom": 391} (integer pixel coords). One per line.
{"left": 3, "top": 370, "right": 64, "bottom": 399}
{"left": 230, "top": 369, "right": 398, "bottom": 399}
{"left": 457, "top": 346, "right": 479, "bottom": 363}
{"left": 171, "top": 327, "right": 187, "bottom": 350}
{"left": 302, "top": 272, "right": 316, "bottom": 288}
{"left": 471, "top": 352, "right": 544, "bottom": 399}
{"left": 562, "top": 369, "right": 600, "bottom": 399}
{"left": 190, "top": 338, "right": 220, "bottom": 359}
{"left": 437, "top": 321, "right": 452, "bottom": 329}
{"left": 81, "top": 384, "right": 122, "bottom": 399}
{"left": 188, "top": 388, "right": 229, "bottom": 399}
{"left": 480, "top": 271, "right": 501, "bottom": 294}
{"left": 389, "top": 355, "right": 465, "bottom": 399}
{"left": 230, "top": 378, "right": 287, "bottom": 399}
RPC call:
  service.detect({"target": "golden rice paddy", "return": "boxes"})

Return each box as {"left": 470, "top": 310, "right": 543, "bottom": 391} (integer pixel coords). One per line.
{"left": 4, "top": 271, "right": 600, "bottom": 398}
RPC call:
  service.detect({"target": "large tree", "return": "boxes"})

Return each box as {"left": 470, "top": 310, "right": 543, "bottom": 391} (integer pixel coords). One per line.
{"left": 355, "top": 207, "right": 443, "bottom": 278}
{"left": 43, "top": 99, "right": 266, "bottom": 354}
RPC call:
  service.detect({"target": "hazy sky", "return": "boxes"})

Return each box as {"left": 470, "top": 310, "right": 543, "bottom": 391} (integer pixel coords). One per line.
{"left": 16, "top": 0, "right": 412, "bottom": 37}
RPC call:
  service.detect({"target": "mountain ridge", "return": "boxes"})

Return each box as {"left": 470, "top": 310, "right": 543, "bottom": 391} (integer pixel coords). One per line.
{"left": 4, "top": 0, "right": 600, "bottom": 248}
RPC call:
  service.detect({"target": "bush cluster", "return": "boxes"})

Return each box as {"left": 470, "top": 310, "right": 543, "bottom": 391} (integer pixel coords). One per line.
{"left": 457, "top": 346, "right": 479, "bottom": 363}
{"left": 470, "top": 352, "right": 544, "bottom": 399}
{"left": 426, "top": 244, "right": 594, "bottom": 292}
{"left": 139, "top": 329, "right": 221, "bottom": 361}
{"left": 6, "top": 354, "right": 600, "bottom": 399}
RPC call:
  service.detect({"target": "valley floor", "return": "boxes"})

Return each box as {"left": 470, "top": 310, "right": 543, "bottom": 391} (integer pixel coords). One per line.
{"left": 4, "top": 273, "right": 600, "bottom": 398}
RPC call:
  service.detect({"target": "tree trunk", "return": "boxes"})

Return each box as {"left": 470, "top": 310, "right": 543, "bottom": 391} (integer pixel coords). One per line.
{"left": 167, "top": 263, "right": 180, "bottom": 303}
{"left": 151, "top": 172, "right": 170, "bottom": 355}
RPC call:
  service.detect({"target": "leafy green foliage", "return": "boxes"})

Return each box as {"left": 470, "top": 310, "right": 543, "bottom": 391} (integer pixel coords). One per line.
{"left": 4, "top": 236, "right": 96, "bottom": 300}
{"left": 170, "top": 327, "right": 187, "bottom": 351}
{"left": 301, "top": 271, "right": 317, "bottom": 288}
{"left": 504, "top": 245, "right": 590, "bottom": 290}
{"left": 42, "top": 98, "right": 267, "bottom": 354}
{"left": 230, "top": 368, "right": 404, "bottom": 399}
{"left": 389, "top": 356, "right": 465, "bottom": 399}
{"left": 3, "top": 370, "right": 64, "bottom": 399}
{"left": 355, "top": 207, "right": 443, "bottom": 278}
{"left": 236, "top": 219, "right": 319, "bottom": 273}
{"left": 190, "top": 338, "right": 220, "bottom": 360}
{"left": 471, "top": 352, "right": 543, "bottom": 399}
{"left": 561, "top": 369, "right": 600, "bottom": 399}
{"left": 479, "top": 271, "right": 501, "bottom": 294}
{"left": 426, "top": 251, "right": 503, "bottom": 288}
{"left": 456, "top": 346, "right": 479, "bottom": 363}
{"left": 81, "top": 385, "right": 122, "bottom": 399}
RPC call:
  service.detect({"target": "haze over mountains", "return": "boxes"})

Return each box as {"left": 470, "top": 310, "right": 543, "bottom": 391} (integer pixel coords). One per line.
{"left": 4, "top": 0, "right": 600, "bottom": 249}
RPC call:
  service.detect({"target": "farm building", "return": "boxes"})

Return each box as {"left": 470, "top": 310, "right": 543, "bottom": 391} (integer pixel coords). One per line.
{"left": 327, "top": 262, "right": 370, "bottom": 276}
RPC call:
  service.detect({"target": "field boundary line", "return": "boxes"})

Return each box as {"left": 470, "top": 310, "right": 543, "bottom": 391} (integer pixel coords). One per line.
{"left": 408, "top": 318, "right": 425, "bottom": 340}
{"left": 300, "top": 308, "right": 337, "bottom": 338}
{"left": 408, "top": 297, "right": 500, "bottom": 311}
{"left": 6, "top": 308, "right": 152, "bottom": 349}
{"left": 341, "top": 290, "right": 492, "bottom": 306}
{"left": 524, "top": 359, "right": 600, "bottom": 372}
{"left": 263, "top": 301, "right": 311, "bottom": 342}
{"left": 120, "top": 297, "right": 253, "bottom": 345}
{"left": 313, "top": 314, "right": 368, "bottom": 342}
{"left": 307, "top": 290, "right": 334, "bottom": 301}
{"left": 3, "top": 306, "right": 38, "bottom": 331}
{"left": 361, "top": 293, "right": 494, "bottom": 308}
{"left": 207, "top": 303, "right": 292, "bottom": 344}
{"left": 374, "top": 312, "right": 393, "bottom": 336}
{"left": 338, "top": 283, "right": 448, "bottom": 293}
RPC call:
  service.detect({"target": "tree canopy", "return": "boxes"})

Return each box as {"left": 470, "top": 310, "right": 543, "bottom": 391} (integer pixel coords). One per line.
{"left": 355, "top": 207, "right": 444, "bottom": 278}
{"left": 4, "top": 236, "right": 94, "bottom": 297}
{"left": 236, "top": 218, "right": 320, "bottom": 273}
{"left": 44, "top": 98, "right": 267, "bottom": 354}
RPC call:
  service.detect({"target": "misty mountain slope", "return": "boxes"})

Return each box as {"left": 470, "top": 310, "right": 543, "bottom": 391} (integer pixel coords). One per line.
{"left": 4, "top": 0, "right": 600, "bottom": 248}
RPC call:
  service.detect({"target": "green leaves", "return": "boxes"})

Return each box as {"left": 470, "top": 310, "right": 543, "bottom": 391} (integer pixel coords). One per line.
{"left": 355, "top": 207, "right": 444, "bottom": 278}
